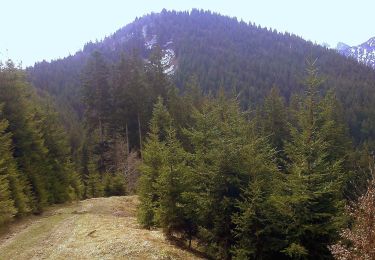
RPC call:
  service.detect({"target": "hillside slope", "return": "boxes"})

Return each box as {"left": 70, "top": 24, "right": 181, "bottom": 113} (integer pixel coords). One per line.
{"left": 0, "top": 196, "right": 202, "bottom": 260}
{"left": 27, "top": 10, "right": 375, "bottom": 142}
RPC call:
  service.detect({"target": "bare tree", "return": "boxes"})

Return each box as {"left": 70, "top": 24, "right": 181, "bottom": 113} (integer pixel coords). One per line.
{"left": 330, "top": 157, "right": 375, "bottom": 260}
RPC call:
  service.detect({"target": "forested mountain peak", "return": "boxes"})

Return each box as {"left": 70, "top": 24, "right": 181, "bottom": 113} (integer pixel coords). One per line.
{"left": 3, "top": 7, "right": 375, "bottom": 259}
{"left": 28, "top": 9, "right": 375, "bottom": 143}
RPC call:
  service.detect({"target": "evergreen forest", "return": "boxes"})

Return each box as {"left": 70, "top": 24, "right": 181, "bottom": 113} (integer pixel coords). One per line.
{"left": 1, "top": 9, "right": 375, "bottom": 260}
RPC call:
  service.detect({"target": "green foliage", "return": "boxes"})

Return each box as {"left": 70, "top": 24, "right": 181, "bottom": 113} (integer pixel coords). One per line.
{"left": 0, "top": 61, "right": 82, "bottom": 226}
{"left": 0, "top": 175, "right": 16, "bottom": 226}
{"left": 0, "top": 109, "right": 30, "bottom": 218}
{"left": 155, "top": 127, "right": 191, "bottom": 236}
{"left": 279, "top": 62, "right": 347, "bottom": 259}
{"left": 1, "top": 9, "right": 371, "bottom": 258}
{"left": 103, "top": 173, "right": 126, "bottom": 196}
{"left": 135, "top": 62, "right": 355, "bottom": 259}
{"left": 258, "top": 86, "right": 289, "bottom": 170}
{"left": 138, "top": 98, "right": 170, "bottom": 228}
{"left": 85, "top": 169, "right": 104, "bottom": 199}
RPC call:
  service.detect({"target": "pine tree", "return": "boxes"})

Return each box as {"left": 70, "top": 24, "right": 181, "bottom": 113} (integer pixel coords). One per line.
{"left": 231, "top": 139, "right": 285, "bottom": 259}
{"left": 138, "top": 98, "right": 170, "bottom": 228}
{"left": 0, "top": 108, "right": 30, "bottom": 217}
{"left": 0, "top": 119, "right": 17, "bottom": 226}
{"left": 85, "top": 161, "right": 104, "bottom": 198}
{"left": 82, "top": 51, "right": 111, "bottom": 173}
{"left": 155, "top": 126, "right": 191, "bottom": 237}
{"left": 184, "top": 95, "right": 256, "bottom": 258}
{"left": 0, "top": 175, "right": 16, "bottom": 226}
{"left": 259, "top": 86, "right": 289, "bottom": 170}
{"left": 281, "top": 62, "right": 346, "bottom": 259}
{"left": 0, "top": 61, "right": 50, "bottom": 213}
{"left": 39, "top": 101, "right": 83, "bottom": 203}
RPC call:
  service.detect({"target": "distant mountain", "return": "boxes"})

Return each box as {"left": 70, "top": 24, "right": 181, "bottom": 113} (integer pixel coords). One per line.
{"left": 337, "top": 37, "right": 375, "bottom": 69}
{"left": 336, "top": 42, "right": 350, "bottom": 52}
{"left": 28, "top": 10, "right": 375, "bottom": 142}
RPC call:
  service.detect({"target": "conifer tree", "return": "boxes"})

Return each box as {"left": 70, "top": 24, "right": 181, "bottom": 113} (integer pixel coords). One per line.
{"left": 231, "top": 140, "right": 285, "bottom": 259}
{"left": 281, "top": 62, "right": 346, "bottom": 259}
{"left": 184, "top": 95, "right": 255, "bottom": 258}
{"left": 39, "top": 101, "right": 83, "bottom": 203}
{"left": 0, "top": 61, "right": 50, "bottom": 213}
{"left": 259, "top": 86, "right": 289, "bottom": 170}
{"left": 82, "top": 51, "right": 111, "bottom": 173}
{"left": 138, "top": 98, "right": 170, "bottom": 228}
{"left": 0, "top": 175, "right": 16, "bottom": 226}
{"left": 0, "top": 118, "right": 17, "bottom": 226}
{"left": 0, "top": 108, "right": 30, "bottom": 217}
{"left": 155, "top": 126, "right": 191, "bottom": 237}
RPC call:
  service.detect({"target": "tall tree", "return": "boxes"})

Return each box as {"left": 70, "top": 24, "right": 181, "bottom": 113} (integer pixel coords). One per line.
{"left": 155, "top": 125, "right": 191, "bottom": 237}
{"left": 0, "top": 61, "right": 50, "bottom": 212}
{"left": 0, "top": 108, "right": 30, "bottom": 219}
{"left": 0, "top": 117, "right": 17, "bottom": 226}
{"left": 138, "top": 98, "right": 170, "bottom": 228}
{"left": 280, "top": 62, "right": 346, "bottom": 259}
{"left": 184, "top": 95, "right": 257, "bottom": 259}
{"left": 258, "top": 86, "right": 289, "bottom": 170}
{"left": 82, "top": 51, "right": 111, "bottom": 172}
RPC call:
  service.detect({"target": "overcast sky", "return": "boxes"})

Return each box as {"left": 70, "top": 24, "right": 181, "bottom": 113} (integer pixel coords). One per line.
{"left": 1, "top": 0, "right": 374, "bottom": 67}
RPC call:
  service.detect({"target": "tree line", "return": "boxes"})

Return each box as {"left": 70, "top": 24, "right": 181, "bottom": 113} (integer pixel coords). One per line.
{"left": 2, "top": 43, "right": 374, "bottom": 259}
{"left": 0, "top": 61, "right": 83, "bottom": 226}
{"left": 137, "top": 60, "right": 372, "bottom": 259}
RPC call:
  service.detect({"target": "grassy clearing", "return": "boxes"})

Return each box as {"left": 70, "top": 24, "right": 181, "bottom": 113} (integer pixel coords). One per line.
{"left": 0, "top": 196, "right": 202, "bottom": 260}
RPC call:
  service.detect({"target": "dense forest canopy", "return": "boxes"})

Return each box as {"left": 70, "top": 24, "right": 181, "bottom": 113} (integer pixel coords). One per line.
{"left": 28, "top": 10, "right": 375, "bottom": 146}
{"left": 1, "top": 9, "right": 375, "bottom": 260}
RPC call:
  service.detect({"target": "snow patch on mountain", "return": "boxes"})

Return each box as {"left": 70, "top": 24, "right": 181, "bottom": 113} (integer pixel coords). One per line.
{"left": 142, "top": 25, "right": 147, "bottom": 38}
{"left": 337, "top": 38, "right": 375, "bottom": 69}
{"left": 141, "top": 24, "right": 177, "bottom": 75}
{"left": 161, "top": 48, "right": 176, "bottom": 75}
{"left": 145, "top": 35, "right": 157, "bottom": 49}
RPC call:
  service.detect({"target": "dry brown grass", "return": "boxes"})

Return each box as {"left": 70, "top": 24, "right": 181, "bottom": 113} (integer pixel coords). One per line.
{"left": 0, "top": 196, "right": 203, "bottom": 260}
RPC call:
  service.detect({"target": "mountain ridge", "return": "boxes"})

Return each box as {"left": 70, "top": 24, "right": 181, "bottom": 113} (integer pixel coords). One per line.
{"left": 27, "top": 9, "right": 375, "bottom": 142}
{"left": 337, "top": 37, "right": 375, "bottom": 69}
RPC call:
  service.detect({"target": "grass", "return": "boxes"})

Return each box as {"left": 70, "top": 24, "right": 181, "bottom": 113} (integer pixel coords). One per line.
{"left": 0, "top": 196, "right": 203, "bottom": 260}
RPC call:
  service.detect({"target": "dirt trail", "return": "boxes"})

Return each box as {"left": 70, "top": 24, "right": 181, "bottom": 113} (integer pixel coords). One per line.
{"left": 0, "top": 196, "right": 202, "bottom": 260}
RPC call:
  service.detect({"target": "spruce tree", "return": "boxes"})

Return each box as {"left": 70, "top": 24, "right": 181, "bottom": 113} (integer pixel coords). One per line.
{"left": 0, "top": 175, "right": 16, "bottom": 226}
{"left": 281, "top": 62, "right": 346, "bottom": 259}
{"left": 155, "top": 126, "right": 191, "bottom": 237}
{"left": 0, "top": 61, "right": 50, "bottom": 213}
{"left": 138, "top": 98, "right": 170, "bottom": 228}
{"left": 184, "top": 95, "right": 255, "bottom": 258}
{"left": 0, "top": 118, "right": 17, "bottom": 226}
{"left": 0, "top": 108, "right": 30, "bottom": 217}
{"left": 82, "top": 51, "right": 111, "bottom": 173}
{"left": 39, "top": 101, "right": 83, "bottom": 203}
{"left": 231, "top": 139, "right": 285, "bottom": 259}
{"left": 259, "top": 86, "right": 289, "bottom": 170}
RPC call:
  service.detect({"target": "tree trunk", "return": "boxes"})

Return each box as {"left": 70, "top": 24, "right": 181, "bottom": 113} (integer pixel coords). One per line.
{"left": 99, "top": 117, "right": 104, "bottom": 172}
{"left": 137, "top": 112, "right": 142, "bottom": 160}
{"left": 125, "top": 122, "right": 129, "bottom": 155}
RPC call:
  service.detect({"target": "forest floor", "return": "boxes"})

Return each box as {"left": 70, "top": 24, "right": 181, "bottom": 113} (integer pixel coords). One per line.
{"left": 0, "top": 196, "right": 203, "bottom": 260}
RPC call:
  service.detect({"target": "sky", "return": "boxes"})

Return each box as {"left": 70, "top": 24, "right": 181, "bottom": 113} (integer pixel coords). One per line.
{"left": 1, "top": 0, "right": 374, "bottom": 67}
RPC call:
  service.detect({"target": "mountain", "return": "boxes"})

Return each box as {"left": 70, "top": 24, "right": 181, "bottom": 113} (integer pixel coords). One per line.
{"left": 336, "top": 42, "right": 350, "bottom": 52}
{"left": 337, "top": 37, "right": 375, "bottom": 69}
{"left": 27, "top": 9, "right": 375, "bottom": 143}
